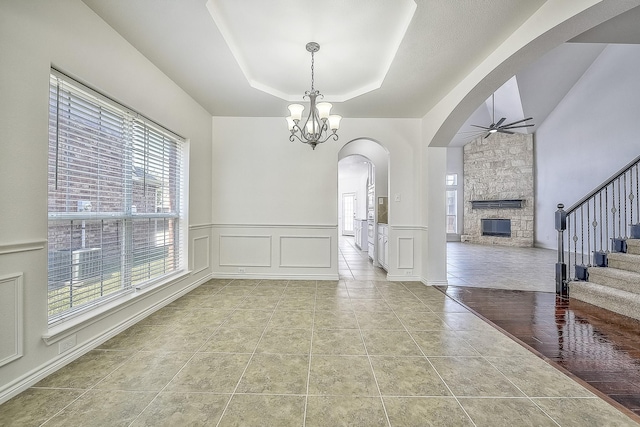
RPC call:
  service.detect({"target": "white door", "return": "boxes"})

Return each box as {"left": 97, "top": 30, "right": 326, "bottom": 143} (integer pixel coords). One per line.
{"left": 342, "top": 193, "right": 356, "bottom": 236}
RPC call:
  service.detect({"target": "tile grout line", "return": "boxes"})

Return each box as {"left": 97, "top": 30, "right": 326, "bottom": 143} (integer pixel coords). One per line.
{"left": 214, "top": 279, "right": 289, "bottom": 427}
{"left": 302, "top": 280, "right": 318, "bottom": 427}
{"left": 39, "top": 282, "right": 239, "bottom": 427}
{"left": 36, "top": 346, "right": 141, "bottom": 426}
{"left": 338, "top": 240, "right": 356, "bottom": 280}
{"left": 481, "top": 357, "right": 563, "bottom": 427}
{"left": 348, "top": 281, "right": 393, "bottom": 427}
{"left": 127, "top": 279, "right": 258, "bottom": 427}
{"left": 394, "top": 281, "right": 479, "bottom": 427}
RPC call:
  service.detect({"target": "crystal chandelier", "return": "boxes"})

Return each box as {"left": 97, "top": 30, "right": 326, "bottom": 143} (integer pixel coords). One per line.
{"left": 286, "top": 42, "right": 342, "bottom": 150}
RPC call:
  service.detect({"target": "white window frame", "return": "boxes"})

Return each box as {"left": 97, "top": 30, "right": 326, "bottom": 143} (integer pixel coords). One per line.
{"left": 47, "top": 69, "right": 188, "bottom": 326}
{"left": 446, "top": 174, "right": 458, "bottom": 234}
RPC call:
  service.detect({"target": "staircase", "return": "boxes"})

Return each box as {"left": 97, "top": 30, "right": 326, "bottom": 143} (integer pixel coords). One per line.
{"left": 569, "top": 239, "right": 640, "bottom": 321}
{"left": 555, "top": 154, "right": 640, "bottom": 320}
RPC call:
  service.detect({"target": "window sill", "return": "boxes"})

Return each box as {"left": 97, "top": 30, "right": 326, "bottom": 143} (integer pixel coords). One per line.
{"left": 42, "top": 270, "right": 190, "bottom": 345}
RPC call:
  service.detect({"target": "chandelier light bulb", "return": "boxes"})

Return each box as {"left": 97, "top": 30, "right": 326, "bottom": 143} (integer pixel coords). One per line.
{"left": 328, "top": 115, "right": 342, "bottom": 131}
{"left": 316, "top": 102, "right": 332, "bottom": 120}
{"left": 287, "top": 104, "right": 304, "bottom": 122}
{"left": 286, "top": 116, "right": 295, "bottom": 131}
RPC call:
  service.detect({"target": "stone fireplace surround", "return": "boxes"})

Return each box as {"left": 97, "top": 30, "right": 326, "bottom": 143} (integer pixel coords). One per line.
{"left": 461, "top": 132, "right": 534, "bottom": 247}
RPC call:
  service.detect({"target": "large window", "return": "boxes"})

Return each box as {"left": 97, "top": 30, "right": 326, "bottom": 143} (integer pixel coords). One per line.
{"left": 47, "top": 70, "right": 185, "bottom": 324}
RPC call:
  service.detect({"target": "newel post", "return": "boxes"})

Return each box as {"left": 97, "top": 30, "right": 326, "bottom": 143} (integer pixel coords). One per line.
{"left": 555, "top": 203, "right": 568, "bottom": 296}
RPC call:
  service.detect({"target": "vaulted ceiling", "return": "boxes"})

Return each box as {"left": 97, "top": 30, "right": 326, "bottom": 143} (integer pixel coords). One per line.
{"left": 82, "top": 0, "right": 640, "bottom": 146}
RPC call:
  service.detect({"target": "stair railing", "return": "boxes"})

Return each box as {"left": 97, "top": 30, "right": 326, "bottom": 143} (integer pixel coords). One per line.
{"left": 556, "top": 154, "right": 640, "bottom": 296}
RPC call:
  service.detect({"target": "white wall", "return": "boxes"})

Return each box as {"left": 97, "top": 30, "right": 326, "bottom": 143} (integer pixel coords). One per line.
{"left": 0, "top": 0, "right": 213, "bottom": 403}
{"left": 535, "top": 44, "right": 640, "bottom": 249}
{"left": 211, "top": 117, "right": 424, "bottom": 281}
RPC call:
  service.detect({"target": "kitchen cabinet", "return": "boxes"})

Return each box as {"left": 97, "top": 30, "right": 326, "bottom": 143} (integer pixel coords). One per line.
{"left": 353, "top": 219, "right": 367, "bottom": 250}
{"left": 377, "top": 224, "right": 389, "bottom": 271}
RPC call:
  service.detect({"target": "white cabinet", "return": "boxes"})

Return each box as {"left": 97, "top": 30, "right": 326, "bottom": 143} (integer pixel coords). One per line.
{"left": 384, "top": 233, "right": 389, "bottom": 269}
{"left": 377, "top": 224, "right": 389, "bottom": 271}
{"left": 353, "top": 219, "right": 368, "bottom": 250}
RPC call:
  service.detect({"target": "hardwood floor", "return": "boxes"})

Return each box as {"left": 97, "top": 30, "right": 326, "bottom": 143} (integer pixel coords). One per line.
{"left": 440, "top": 285, "right": 640, "bottom": 420}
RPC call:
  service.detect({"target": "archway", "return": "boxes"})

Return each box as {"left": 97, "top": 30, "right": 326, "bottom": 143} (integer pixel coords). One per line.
{"left": 337, "top": 139, "right": 390, "bottom": 279}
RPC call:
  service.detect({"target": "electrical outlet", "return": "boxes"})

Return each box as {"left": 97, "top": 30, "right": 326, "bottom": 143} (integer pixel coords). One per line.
{"left": 404, "top": 270, "right": 413, "bottom": 276}
{"left": 58, "top": 334, "right": 77, "bottom": 354}
{"left": 238, "top": 267, "right": 246, "bottom": 273}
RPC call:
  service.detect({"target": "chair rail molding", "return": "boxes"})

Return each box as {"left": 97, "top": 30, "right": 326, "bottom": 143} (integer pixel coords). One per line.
{"left": 0, "top": 240, "right": 47, "bottom": 255}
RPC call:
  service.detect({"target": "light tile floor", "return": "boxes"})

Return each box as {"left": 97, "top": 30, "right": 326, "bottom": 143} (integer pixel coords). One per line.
{"left": 447, "top": 242, "right": 557, "bottom": 292}
{"left": 339, "top": 236, "right": 387, "bottom": 281}
{"left": 1, "top": 239, "right": 637, "bottom": 426}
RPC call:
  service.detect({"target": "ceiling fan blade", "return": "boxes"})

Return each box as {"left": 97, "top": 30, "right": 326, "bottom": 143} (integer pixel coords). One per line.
{"left": 470, "top": 124, "right": 491, "bottom": 130}
{"left": 497, "top": 129, "right": 515, "bottom": 134}
{"left": 495, "top": 117, "right": 506, "bottom": 127}
{"left": 501, "top": 124, "right": 535, "bottom": 130}
{"left": 502, "top": 117, "right": 533, "bottom": 127}
{"left": 457, "top": 130, "right": 490, "bottom": 134}
{"left": 484, "top": 133, "right": 491, "bottom": 139}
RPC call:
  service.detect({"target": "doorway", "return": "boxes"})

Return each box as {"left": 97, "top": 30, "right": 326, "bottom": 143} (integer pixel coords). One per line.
{"left": 342, "top": 193, "right": 356, "bottom": 236}
{"left": 337, "top": 139, "right": 390, "bottom": 278}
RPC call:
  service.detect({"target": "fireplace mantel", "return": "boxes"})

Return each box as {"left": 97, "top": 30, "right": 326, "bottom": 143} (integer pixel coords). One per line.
{"left": 471, "top": 199, "right": 524, "bottom": 209}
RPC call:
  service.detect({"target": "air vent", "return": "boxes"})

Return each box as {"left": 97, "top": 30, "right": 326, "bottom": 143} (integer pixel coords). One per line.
{"left": 471, "top": 199, "right": 524, "bottom": 209}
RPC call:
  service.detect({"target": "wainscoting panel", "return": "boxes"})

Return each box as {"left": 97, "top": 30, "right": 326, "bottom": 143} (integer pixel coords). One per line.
{"left": 0, "top": 273, "right": 23, "bottom": 367}
{"left": 280, "top": 236, "right": 331, "bottom": 268}
{"left": 397, "top": 237, "right": 415, "bottom": 269}
{"left": 219, "top": 235, "right": 272, "bottom": 267}
{"left": 192, "top": 235, "right": 210, "bottom": 275}
{"left": 211, "top": 225, "right": 338, "bottom": 280}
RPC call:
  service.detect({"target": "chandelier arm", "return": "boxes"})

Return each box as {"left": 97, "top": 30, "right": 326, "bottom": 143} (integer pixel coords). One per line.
{"left": 316, "top": 127, "right": 338, "bottom": 144}
{"left": 289, "top": 132, "right": 305, "bottom": 144}
{"left": 291, "top": 123, "right": 308, "bottom": 140}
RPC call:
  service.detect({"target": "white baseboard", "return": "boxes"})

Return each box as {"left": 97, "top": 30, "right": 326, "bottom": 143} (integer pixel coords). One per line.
{"left": 386, "top": 274, "right": 422, "bottom": 282}
{"left": 211, "top": 272, "right": 340, "bottom": 281}
{"left": 421, "top": 278, "right": 449, "bottom": 286}
{"left": 421, "top": 277, "right": 449, "bottom": 286}
{"left": 0, "top": 273, "right": 212, "bottom": 406}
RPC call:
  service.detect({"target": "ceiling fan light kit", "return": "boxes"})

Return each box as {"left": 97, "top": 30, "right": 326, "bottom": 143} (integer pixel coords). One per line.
{"left": 286, "top": 42, "right": 342, "bottom": 150}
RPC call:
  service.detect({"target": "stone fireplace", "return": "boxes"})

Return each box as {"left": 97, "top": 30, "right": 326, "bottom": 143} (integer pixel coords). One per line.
{"left": 461, "top": 132, "right": 534, "bottom": 247}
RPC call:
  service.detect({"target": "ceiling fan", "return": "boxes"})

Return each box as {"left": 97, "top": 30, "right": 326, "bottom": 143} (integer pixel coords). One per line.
{"left": 469, "top": 94, "right": 534, "bottom": 139}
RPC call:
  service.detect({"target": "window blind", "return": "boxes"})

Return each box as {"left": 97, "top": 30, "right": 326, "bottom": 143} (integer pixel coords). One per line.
{"left": 47, "top": 70, "right": 185, "bottom": 324}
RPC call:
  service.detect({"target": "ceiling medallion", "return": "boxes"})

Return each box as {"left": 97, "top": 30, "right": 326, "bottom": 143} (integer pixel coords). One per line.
{"left": 286, "top": 42, "right": 342, "bottom": 150}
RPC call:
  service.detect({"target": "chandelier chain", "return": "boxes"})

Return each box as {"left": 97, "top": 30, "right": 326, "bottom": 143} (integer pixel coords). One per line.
{"left": 310, "top": 50, "right": 315, "bottom": 92}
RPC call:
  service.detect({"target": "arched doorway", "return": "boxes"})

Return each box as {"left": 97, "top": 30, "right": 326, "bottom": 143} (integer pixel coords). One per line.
{"left": 337, "top": 139, "right": 390, "bottom": 280}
